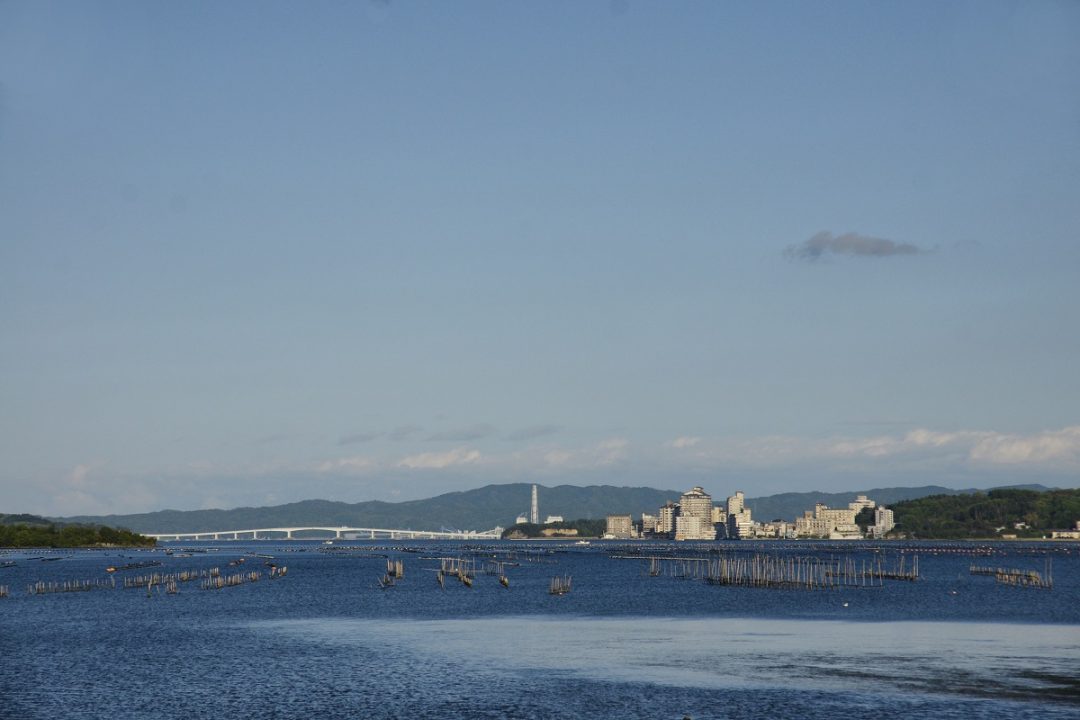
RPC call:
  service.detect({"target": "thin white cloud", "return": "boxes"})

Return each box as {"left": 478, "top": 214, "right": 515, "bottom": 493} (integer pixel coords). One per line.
{"left": 398, "top": 447, "right": 482, "bottom": 470}
{"left": 969, "top": 426, "right": 1080, "bottom": 465}
{"left": 45, "top": 463, "right": 160, "bottom": 517}
{"left": 691, "top": 426, "right": 1080, "bottom": 471}
{"left": 596, "top": 437, "right": 629, "bottom": 465}
{"left": 543, "top": 449, "right": 574, "bottom": 467}
{"left": 68, "top": 463, "right": 90, "bottom": 485}
{"left": 525, "top": 438, "right": 630, "bottom": 470}
{"left": 28, "top": 425, "right": 1079, "bottom": 517}
{"left": 316, "top": 456, "right": 375, "bottom": 473}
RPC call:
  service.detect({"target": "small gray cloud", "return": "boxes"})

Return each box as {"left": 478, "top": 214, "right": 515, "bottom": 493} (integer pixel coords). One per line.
{"left": 427, "top": 424, "right": 496, "bottom": 442}
{"left": 337, "top": 432, "right": 380, "bottom": 446}
{"left": 505, "top": 424, "right": 563, "bottom": 442}
{"left": 388, "top": 425, "right": 424, "bottom": 441}
{"left": 784, "top": 231, "right": 924, "bottom": 261}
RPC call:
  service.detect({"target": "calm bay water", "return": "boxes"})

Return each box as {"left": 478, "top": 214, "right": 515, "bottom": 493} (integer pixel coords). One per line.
{"left": 1, "top": 540, "right": 1078, "bottom": 719}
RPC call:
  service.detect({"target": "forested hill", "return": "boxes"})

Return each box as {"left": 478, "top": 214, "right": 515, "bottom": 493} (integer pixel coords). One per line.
{"left": 891, "top": 488, "right": 1080, "bottom": 539}
{"left": 0, "top": 513, "right": 156, "bottom": 548}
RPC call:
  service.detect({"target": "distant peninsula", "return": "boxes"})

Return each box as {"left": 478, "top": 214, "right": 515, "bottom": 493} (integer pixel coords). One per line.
{"left": 0, "top": 514, "right": 156, "bottom": 548}
{"left": 884, "top": 488, "right": 1080, "bottom": 540}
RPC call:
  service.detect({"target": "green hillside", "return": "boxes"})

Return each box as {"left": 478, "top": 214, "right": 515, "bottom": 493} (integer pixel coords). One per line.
{"left": 0, "top": 513, "right": 156, "bottom": 548}
{"left": 891, "top": 488, "right": 1080, "bottom": 539}
{"left": 1, "top": 513, "right": 55, "bottom": 527}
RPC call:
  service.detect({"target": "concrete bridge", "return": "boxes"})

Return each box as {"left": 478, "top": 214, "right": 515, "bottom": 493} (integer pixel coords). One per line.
{"left": 147, "top": 526, "right": 504, "bottom": 541}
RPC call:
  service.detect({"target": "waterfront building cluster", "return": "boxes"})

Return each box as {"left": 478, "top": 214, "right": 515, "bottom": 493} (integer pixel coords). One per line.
{"left": 534, "top": 481, "right": 900, "bottom": 541}
{"left": 606, "top": 486, "right": 897, "bottom": 541}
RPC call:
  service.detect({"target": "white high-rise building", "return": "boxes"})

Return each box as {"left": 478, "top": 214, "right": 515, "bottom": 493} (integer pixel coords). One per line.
{"left": 657, "top": 502, "right": 678, "bottom": 537}
{"left": 675, "top": 487, "right": 715, "bottom": 540}
{"left": 873, "top": 506, "right": 895, "bottom": 538}
{"left": 727, "top": 491, "right": 745, "bottom": 516}
{"left": 726, "top": 491, "right": 753, "bottom": 538}
{"left": 641, "top": 513, "right": 658, "bottom": 535}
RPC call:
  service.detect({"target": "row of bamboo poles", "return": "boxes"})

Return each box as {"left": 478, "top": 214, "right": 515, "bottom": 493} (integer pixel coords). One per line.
{"left": 437, "top": 557, "right": 474, "bottom": 589}
{"left": 105, "top": 560, "right": 162, "bottom": 573}
{"left": 201, "top": 570, "right": 265, "bottom": 590}
{"left": 970, "top": 559, "right": 1053, "bottom": 589}
{"left": 378, "top": 558, "right": 406, "bottom": 588}
{"left": 122, "top": 567, "right": 220, "bottom": 589}
{"left": 549, "top": 575, "right": 572, "bottom": 595}
{"left": 377, "top": 557, "right": 519, "bottom": 591}
{"left": 27, "top": 577, "right": 117, "bottom": 595}
{"left": 2, "top": 558, "right": 286, "bottom": 599}
{"left": 641, "top": 553, "right": 919, "bottom": 589}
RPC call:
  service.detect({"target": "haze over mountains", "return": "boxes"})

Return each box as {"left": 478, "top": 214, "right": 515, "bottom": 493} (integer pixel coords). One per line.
{"left": 54, "top": 483, "right": 1052, "bottom": 534}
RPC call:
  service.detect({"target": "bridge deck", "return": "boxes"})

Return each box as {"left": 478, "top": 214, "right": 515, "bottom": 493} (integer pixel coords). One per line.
{"left": 148, "top": 526, "right": 503, "bottom": 541}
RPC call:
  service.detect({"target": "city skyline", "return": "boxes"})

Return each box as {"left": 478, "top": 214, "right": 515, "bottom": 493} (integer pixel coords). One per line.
{"left": 3, "top": 2, "right": 1078, "bottom": 516}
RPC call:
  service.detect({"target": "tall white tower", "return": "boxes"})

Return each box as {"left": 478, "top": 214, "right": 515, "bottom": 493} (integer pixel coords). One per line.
{"left": 530, "top": 484, "right": 539, "bottom": 524}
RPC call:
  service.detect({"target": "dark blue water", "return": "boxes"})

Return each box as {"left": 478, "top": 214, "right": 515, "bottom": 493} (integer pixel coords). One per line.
{"left": 2, "top": 540, "right": 1078, "bottom": 719}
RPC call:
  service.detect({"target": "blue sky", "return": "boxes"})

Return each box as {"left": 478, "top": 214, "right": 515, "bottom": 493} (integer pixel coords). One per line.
{"left": 2, "top": 1, "right": 1078, "bottom": 515}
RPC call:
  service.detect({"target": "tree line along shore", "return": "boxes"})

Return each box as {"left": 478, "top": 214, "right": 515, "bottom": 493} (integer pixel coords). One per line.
{"left": 0, "top": 514, "right": 155, "bottom": 548}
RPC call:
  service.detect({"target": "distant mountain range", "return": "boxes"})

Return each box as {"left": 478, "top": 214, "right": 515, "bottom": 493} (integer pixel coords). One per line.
{"left": 0, "top": 513, "right": 54, "bottom": 527}
{"left": 48, "top": 483, "right": 1054, "bottom": 534}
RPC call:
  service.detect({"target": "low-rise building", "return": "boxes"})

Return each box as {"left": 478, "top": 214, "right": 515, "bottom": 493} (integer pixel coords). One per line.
{"left": 544, "top": 515, "right": 564, "bottom": 524}
{"left": 829, "top": 523, "right": 864, "bottom": 540}
{"left": 795, "top": 503, "right": 861, "bottom": 538}
{"left": 605, "top": 514, "right": 634, "bottom": 539}
{"left": 757, "top": 520, "right": 793, "bottom": 538}
{"left": 675, "top": 514, "right": 711, "bottom": 541}
{"left": 1051, "top": 521, "right": 1080, "bottom": 539}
